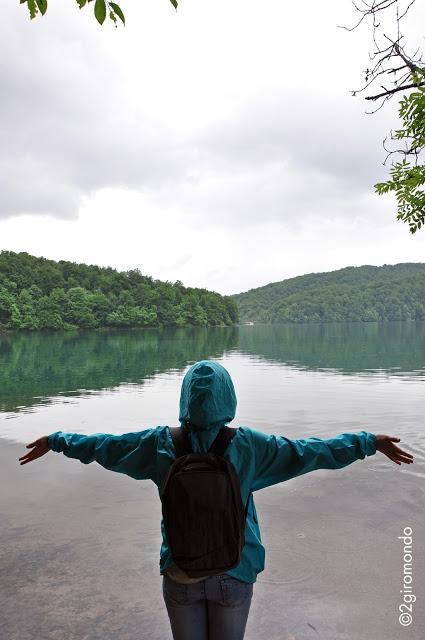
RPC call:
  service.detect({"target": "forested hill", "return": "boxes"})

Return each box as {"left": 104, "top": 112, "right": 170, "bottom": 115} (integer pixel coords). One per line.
{"left": 232, "top": 264, "right": 425, "bottom": 323}
{"left": 0, "top": 251, "right": 238, "bottom": 330}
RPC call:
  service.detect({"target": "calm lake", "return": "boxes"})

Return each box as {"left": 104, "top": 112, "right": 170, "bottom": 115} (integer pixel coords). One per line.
{"left": 1, "top": 322, "right": 425, "bottom": 456}
{"left": 1, "top": 322, "right": 424, "bottom": 640}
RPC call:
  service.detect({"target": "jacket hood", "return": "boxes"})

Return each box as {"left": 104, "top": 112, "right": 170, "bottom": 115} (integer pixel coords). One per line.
{"left": 179, "top": 360, "right": 237, "bottom": 431}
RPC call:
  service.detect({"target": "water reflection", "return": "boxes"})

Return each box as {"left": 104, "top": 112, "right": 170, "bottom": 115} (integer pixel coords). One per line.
{"left": 1, "top": 321, "right": 424, "bottom": 413}
{"left": 0, "top": 327, "right": 238, "bottom": 412}
{"left": 237, "top": 322, "right": 425, "bottom": 377}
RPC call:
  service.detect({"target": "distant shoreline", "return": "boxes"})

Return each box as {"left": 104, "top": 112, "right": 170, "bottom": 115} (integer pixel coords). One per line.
{"left": 2, "top": 317, "right": 425, "bottom": 336}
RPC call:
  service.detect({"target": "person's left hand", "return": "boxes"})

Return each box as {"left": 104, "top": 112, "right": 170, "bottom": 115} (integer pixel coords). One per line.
{"left": 375, "top": 434, "right": 414, "bottom": 466}
{"left": 19, "top": 436, "right": 51, "bottom": 466}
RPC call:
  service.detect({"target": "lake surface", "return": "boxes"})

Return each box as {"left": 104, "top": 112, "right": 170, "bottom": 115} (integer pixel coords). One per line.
{"left": 1, "top": 323, "right": 425, "bottom": 468}
{"left": 1, "top": 322, "right": 424, "bottom": 640}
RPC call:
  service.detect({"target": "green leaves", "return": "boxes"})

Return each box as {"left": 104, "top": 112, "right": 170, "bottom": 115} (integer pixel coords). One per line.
{"left": 21, "top": 0, "right": 177, "bottom": 24}
{"left": 26, "top": 0, "right": 38, "bottom": 19}
{"left": 109, "top": 1, "right": 125, "bottom": 25}
{"left": 35, "top": 0, "right": 47, "bottom": 15}
{"left": 375, "top": 161, "right": 425, "bottom": 234}
{"left": 79, "top": 0, "right": 126, "bottom": 26}
{"left": 94, "top": 0, "right": 106, "bottom": 25}
{"left": 375, "top": 76, "right": 424, "bottom": 234}
{"left": 20, "top": 0, "right": 47, "bottom": 19}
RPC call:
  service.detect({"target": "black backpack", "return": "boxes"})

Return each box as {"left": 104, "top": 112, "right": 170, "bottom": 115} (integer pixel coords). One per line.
{"left": 160, "top": 425, "right": 251, "bottom": 578}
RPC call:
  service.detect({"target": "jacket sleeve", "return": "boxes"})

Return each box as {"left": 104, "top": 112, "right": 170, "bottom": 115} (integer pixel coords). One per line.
{"left": 250, "top": 429, "right": 377, "bottom": 492}
{"left": 47, "top": 428, "right": 159, "bottom": 482}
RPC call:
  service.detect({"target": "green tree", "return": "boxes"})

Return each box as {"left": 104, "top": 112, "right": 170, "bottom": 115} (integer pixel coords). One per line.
{"left": 9, "top": 303, "right": 23, "bottom": 329}
{"left": 65, "top": 287, "right": 97, "bottom": 328}
{"left": 36, "top": 295, "right": 65, "bottom": 329}
{"left": 17, "top": 289, "right": 39, "bottom": 329}
{"left": 106, "top": 304, "right": 157, "bottom": 327}
{"left": 0, "top": 287, "right": 14, "bottom": 326}
{"left": 0, "top": 251, "right": 237, "bottom": 332}
{"left": 233, "top": 263, "right": 425, "bottom": 325}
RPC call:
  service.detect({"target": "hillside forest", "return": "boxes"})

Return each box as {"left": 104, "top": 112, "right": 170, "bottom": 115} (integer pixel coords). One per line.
{"left": 0, "top": 252, "right": 238, "bottom": 330}
{"left": 232, "top": 264, "right": 425, "bottom": 323}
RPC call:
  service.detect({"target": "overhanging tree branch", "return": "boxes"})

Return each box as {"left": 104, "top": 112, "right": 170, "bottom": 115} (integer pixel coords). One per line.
{"left": 342, "top": 0, "right": 424, "bottom": 233}
{"left": 365, "top": 81, "right": 424, "bottom": 100}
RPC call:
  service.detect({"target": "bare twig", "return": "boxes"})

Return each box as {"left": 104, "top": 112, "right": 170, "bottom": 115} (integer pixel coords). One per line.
{"left": 343, "top": 0, "right": 424, "bottom": 171}
{"left": 365, "top": 81, "right": 424, "bottom": 100}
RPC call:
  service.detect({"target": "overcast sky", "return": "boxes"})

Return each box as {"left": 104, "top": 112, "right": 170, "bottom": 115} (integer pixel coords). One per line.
{"left": 1, "top": 0, "right": 424, "bottom": 294}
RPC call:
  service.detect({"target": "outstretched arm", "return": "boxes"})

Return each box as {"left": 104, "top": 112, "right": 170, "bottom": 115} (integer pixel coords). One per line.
{"left": 19, "top": 429, "right": 160, "bottom": 482}
{"left": 250, "top": 430, "right": 413, "bottom": 492}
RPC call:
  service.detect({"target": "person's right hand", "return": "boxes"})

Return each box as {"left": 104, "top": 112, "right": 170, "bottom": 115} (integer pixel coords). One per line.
{"left": 19, "top": 436, "right": 51, "bottom": 466}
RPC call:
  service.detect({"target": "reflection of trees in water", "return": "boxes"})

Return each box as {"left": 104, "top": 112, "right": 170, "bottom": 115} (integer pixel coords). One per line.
{"left": 237, "top": 322, "right": 425, "bottom": 376}
{"left": 0, "top": 326, "right": 239, "bottom": 412}
{"left": 2, "top": 322, "right": 425, "bottom": 413}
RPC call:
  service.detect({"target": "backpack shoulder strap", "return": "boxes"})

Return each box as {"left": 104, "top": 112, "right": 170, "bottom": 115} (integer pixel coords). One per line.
{"left": 169, "top": 426, "right": 193, "bottom": 458}
{"left": 208, "top": 426, "right": 238, "bottom": 457}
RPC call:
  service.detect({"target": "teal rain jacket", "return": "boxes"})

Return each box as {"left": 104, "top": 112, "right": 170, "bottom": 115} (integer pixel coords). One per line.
{"left": 48, "top": 360, "right": 377, "bottom": 584}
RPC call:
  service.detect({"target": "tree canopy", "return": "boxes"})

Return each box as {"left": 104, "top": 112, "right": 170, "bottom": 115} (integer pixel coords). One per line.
{"left": 232, "top": 263, "right": 425, "bottom": 324}
{"left": 0, "top": 251, "right": 238, "bottom": 331}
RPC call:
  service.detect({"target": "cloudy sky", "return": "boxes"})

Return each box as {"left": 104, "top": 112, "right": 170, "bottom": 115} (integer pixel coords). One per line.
{"left": 1, "top": 0, "right": 424, "bottom": 294}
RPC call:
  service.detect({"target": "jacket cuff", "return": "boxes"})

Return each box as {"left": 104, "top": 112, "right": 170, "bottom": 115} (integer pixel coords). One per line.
{"left": 48, "top": 431, "right": 65, "bottom": 452}
{"left": 363, "top": 431, "right": 377, "bottom": 456}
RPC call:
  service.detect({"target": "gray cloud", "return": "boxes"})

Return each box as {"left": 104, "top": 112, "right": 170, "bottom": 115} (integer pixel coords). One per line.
{"left": 192, "top": 93, "right": 395, "bottom": 185}
{"left": 0, "top": 1, "right": 409, "bottom": 231}
{"left": 0, "top": 7, "right": 191, "bottom": 220}
{"left": 144, "top": 95, "right": 394, "bottom": 230}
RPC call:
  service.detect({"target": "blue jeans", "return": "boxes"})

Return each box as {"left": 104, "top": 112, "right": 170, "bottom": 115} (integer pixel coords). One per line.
{"left": 162, "top": 573, "right": 254, "bottom": 640}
